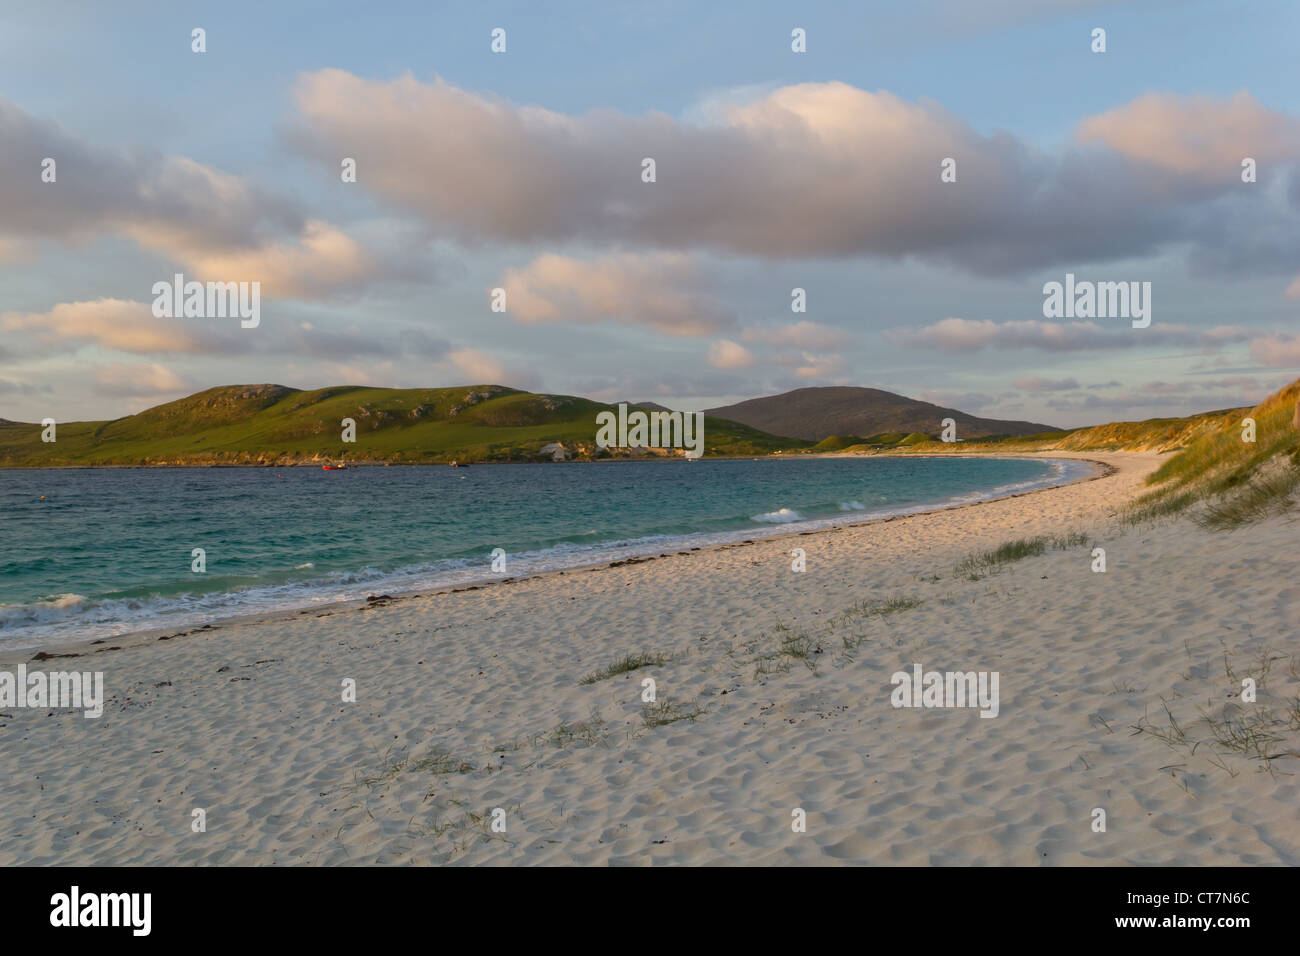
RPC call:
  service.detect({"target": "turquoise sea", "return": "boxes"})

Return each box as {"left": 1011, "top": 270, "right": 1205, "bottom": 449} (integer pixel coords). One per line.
{"left": 0, "top": 456, "right": 1090, "bottom": 647}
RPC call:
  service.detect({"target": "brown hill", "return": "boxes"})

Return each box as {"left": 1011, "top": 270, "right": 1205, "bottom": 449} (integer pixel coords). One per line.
{"left": 704, "top": 386, "right": 1059, "bottom": 442}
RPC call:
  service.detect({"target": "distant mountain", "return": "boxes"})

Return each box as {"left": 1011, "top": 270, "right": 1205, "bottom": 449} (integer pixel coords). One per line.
{"left": 704, "top": 386, "right": 1059, "bottom": 441}
{"left": 0, "top": 384, "right": 805, "bottom": 467}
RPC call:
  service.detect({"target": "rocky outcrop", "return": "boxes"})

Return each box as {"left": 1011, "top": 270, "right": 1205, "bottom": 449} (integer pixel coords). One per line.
{"left": 448, "top": 386, "right": 510, "bottom": 416}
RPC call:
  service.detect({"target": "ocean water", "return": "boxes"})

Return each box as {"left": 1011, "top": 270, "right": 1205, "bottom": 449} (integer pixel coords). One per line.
{"left": 0, "top": 456, "right": 1090, "bottom": 647}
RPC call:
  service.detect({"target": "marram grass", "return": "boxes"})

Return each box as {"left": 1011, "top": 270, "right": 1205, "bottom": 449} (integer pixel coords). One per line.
{"left": 1127, "top": 378, "right": 1300, "bottom": 530}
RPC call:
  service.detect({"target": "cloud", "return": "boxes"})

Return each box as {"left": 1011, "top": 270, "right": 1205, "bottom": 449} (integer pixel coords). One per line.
{"left": 277, "top": 321, "right": 448, "bottom": 361}
{"left": 0, "top": 378, "right": 51, "bottom": 396}
{"left": 0, "top": 297, "right": 445, "bottom": 365}
{"left": 1045, "top": 378, "right": 1282, "bottom": 414}
{"left": 0, "top": 97, "right": 387, "bottom": 298}
{"left": 0, "top": 299, "right": 234, "bottom": 355}
{"left": 313, "top": 360, "right": 398, "bottom": 388}
{"left": 707, "top": 339, "right": 755, "bottom": 369}
{"left": 291, "top": 72, "right": 1300, "bottom": 277}
{"left": 499, "top": 252, "right": 732, "bottom": 336}
{"left": 740, "top": 321, "right": 851, "bottom": 350}
{"left": 1076, "top": 91, "right": 1300, "bottom": 186}
{"left": 160, "top": 221, "right": 380, "bottom": 299}
{"left": 1249, "top": 333, "right": 1300, "bottom": 368}
{"left": 0, "top": 100, "right": 285, "bottom": 243}
{"left": 92, "top": 363, "right": 192, "bottom": 397}
{"left": 444, "top": 347, "right": 542, "bottom": 390}
{"left": 1014, "top": 375, "right": 1081, "bottom": 391}
{"left": 886, "top": 317, "right": 1269, "bottom": 353}
{"left": 775, "top": 351, "right": 849, "bottom": 380}
{"left": 571, "top": 369, "right": 745, "bottom": 403}
{"left": 0, "top": 238, "right": 31, "bottom": 263}
{"left": 917, "top": 389, "right": 1001, "bottom": 412}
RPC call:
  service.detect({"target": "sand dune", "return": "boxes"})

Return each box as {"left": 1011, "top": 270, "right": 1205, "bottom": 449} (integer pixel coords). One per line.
{"left": 2, "top": 451, "right": 1297, "bottom": 865}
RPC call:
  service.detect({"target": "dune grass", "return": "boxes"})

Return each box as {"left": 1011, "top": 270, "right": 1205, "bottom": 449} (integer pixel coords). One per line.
{"left": 1197, "top": 463, "right": 1300, "bottom": 530}
{"left": 579, "top": 652, "right": 671, "bottom": 685}
{"left": 954, "top": 531, "right": 1092, "bottom": 579}
{"left": 1131, "top": 646, "right": 1300, "bottom": 779}
{"left": 640, "top": 699, "right": 705, "bottom": 728}
{"left": 751, "top": 623, "right": 825, "bottom": 677}
{"left": 349, "top": 745, "right": 477, "bottom": 791}
{"left": 542, "top": 718, "right": 608, "bottom": 747}
{"left": 844, "top": 595, "right": 924, "bottom": 617}
{"left": 1126, "top": 379, "right": 1300, "bottom": 530}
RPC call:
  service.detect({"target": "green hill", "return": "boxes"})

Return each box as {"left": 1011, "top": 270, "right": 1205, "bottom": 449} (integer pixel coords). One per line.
{"left": 0, "top": 384, "right": 810, "bottom": 466}
{"left": 810, "top": 434, "right": 866, "bottom": 452}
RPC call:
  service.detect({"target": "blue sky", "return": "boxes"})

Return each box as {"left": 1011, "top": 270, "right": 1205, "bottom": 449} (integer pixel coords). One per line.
{"left": 2, "top": 0, "right": 1299, "bottom": 427}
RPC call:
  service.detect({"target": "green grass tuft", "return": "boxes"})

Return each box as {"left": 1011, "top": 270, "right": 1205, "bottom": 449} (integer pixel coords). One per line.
{"left": 641, "top": 700, "right": 704, "bottom": 728}
{"left": 579, "top": 652, "right": 670, "bottom": 685}
{"left": 954, "top": 532, "right": 1092, "bottom": 578}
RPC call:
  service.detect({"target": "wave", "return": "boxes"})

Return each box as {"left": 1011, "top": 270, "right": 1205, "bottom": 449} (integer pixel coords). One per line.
{"left": 0, "top": 593, "right": 89, "bottom": 629}
{"left": 751, "top": 508, "right": 805, "bottom": 523}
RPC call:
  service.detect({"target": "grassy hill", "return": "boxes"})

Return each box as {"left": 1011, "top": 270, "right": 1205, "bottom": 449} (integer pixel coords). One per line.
{"left": 1127, "top": 379, "right": 1300, "bottom": 529}
{"left": 0, "top": 384, "right": 809, "bottom": 466}
{"left": 704, "top": 386, "right": 1059, "bottom": 441}
{"left": 854, "top": 408, "right": 1254, "bottom": 455}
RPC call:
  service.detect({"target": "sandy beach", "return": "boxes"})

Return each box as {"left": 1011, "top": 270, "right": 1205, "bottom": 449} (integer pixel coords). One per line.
{"left": 3, "top": 449, "right": 1297, "bottom": 866}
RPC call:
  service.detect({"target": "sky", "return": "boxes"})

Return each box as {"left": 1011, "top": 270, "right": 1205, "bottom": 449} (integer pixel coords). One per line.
{"left": 1, "top": 0, "right": 1298, "bottom": 428}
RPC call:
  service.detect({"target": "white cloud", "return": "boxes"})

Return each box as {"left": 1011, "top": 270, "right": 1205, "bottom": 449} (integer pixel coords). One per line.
{"left": 93, "top": 362, "right": 191, "bottom": 397}
{"left": 499, "top": 252, "right": 732, "bottom": 337}
{"left": 0, "top": 299, "right": 221, "bottom": 355}
{"left": 291, "top": 72, "right": 1300, "bottom": 276}
{"left": 741, "top": 321, "right": 851, "bottom": 350}
{"left": 1077, "top": 91, "right": 1300, "bottom": 184}
{"left": 707, "top": 339, "right": 755, "bottom": 369}
{"left": 777, "top": 351, "right": 849, "bottom": 380}
{"left": 444, "top": 347, "right": 542, "bottom": 390}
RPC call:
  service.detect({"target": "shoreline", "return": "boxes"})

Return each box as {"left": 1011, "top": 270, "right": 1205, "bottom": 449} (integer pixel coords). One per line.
{"left": 0, "top": 442, "right": 1084, "bottom": 470}
{"left": 2, "top": 452, "right": 1111, "bottom": 659}
{"left": 6, "top": 448, "right": 1299, "bottom": 865}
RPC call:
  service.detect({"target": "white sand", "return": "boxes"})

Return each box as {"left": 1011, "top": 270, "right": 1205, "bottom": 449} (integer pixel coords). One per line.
{"left": 2, "top": 450, "right": 1297, "bottom": 865}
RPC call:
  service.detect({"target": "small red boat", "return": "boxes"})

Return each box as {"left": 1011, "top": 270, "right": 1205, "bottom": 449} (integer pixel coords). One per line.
{"left": 322, "top": 463, "right": 346, "bottom": 471}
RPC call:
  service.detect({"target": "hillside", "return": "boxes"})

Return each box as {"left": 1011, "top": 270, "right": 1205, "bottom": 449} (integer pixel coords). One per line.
{"left": 704, "top": 386, "right": 1059, "bottom": 441}
{"left": 1021, "top": 408, "right": 1246, "bottom": 453}
{"left": 0, "top": 384, "right": 808, "bottom": 467}
{"left": 840, "top": 407, "right": 1253, "bottom": 455}
{"left": 844, "top": 375, "right": 1300, "bottom": 530}
{"left": 1127, "top": 378, "right": 1300, "bottom": 529}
